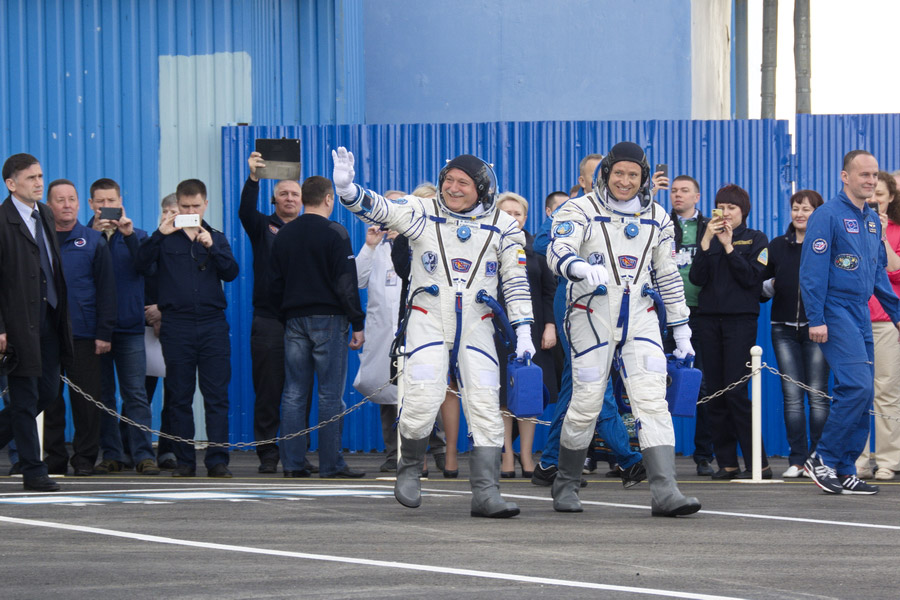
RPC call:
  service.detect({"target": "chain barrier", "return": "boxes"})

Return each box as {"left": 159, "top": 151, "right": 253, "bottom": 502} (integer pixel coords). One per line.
{"left": 59, "top": 372, "right": 399, "bottom": 450}
{"left": 29, "top": 358, "right": 900, "bottom": 449}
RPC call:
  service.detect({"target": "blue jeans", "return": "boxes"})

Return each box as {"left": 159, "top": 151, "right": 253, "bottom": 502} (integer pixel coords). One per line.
{"left": 540, "top": 282, "right": 640, "bottom": 469}
{"left": 281, "top": 315, "right": 350, "bottom": 476}
{"left": 771, "top": 323, "right": 830, "bottom": 466}
{"left": 99, "top": 332, "right": 155, "bottom": 463}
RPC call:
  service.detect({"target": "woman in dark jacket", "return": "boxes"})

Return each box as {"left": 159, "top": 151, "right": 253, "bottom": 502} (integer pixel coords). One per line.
{"left": 495, "top": 192, "right": 558, "bottom": 478}
{"left": 762, "top": 190, "right": 829, "bottom": 478}
{"left": 689, "top": 184, "right": 771, "bottom": 479}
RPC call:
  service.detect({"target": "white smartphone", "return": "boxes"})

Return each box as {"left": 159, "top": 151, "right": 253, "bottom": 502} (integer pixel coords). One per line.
{"left": 174, "top": 214, "right": 200, "bottom": 228}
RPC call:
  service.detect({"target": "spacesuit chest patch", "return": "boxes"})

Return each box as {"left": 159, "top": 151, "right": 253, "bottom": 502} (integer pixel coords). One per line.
{"left": 390, "top": 196, "right": 408, "bottom": 205}
{"left": 587, "top": 252, "right": 605, "bottom": 266}
{"left": 485, "top": 261, "right": 498, "bottom": 276}
{"left": 422, "top": 251, "right": 438, "bottom": 273}
{"left": 812, "top": 239, "right": 828, "bottom": 254}
{"left": 617, "top": 255, "right": 638, "bottom": 269}
{"left": 834, "top": 254, "right": 859, "bottom": 270}
{"left": 843, "top": 219, "right": 860, "bottom": 234}
{"left": 868, "top": 220, "right": 878, "bottom": 234}
{"left": 554, "top": 221, "right": 574, "bottom": 237}
{"left": 451, "top": 258, "right": 472, "bottom": 273}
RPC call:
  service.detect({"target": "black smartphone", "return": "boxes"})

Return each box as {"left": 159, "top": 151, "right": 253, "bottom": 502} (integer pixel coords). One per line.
{"left": 99, "top": 207, "right": 123, "bottom": 221}
{"left": 655, "top": 164, "right": 668, "bottom": 177}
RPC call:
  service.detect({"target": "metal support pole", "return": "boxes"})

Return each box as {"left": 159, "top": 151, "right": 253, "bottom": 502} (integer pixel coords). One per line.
{"left": 761, "top": 0, "right": 778, "bottom": 119}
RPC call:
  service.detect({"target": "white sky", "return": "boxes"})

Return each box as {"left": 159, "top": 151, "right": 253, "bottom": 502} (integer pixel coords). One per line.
{"left": 747, "top": 0, "right": 898, "bottom": 118}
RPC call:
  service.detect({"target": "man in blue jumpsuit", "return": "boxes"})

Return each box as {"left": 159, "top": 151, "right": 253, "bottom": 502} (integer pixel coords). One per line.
{"left": 800, "top": 150, "right": 900, "bottom": 495}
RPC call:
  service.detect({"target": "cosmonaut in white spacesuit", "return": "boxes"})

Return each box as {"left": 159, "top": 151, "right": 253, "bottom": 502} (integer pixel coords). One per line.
{"left": 332, "top": 147, "right": 535, "bottom": 518}
{"left": 547, "top": 141, "right": 701, "bottom": 517}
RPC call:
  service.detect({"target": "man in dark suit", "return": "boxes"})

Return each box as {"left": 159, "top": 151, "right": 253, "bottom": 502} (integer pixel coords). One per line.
{"left": 0, "top": 153, "right": 73, "bottom": 491}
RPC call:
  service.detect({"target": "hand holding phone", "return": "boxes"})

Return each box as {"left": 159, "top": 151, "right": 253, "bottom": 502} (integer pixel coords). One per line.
{"left": 174, "top": 214, "right": 200, "bottom": 229}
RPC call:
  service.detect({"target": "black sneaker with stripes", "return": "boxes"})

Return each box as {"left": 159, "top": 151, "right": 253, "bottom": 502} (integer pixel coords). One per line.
{"left": 804, "top": 453, "right": 842, "bottom": 494}
{"left": 840, "top": 474, "right": 879, "bottom": 495}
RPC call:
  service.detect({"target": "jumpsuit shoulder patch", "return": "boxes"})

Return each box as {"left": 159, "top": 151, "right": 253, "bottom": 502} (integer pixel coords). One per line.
{"left": 421, "top": 251, "right": 438, "bottom": 273}
{"left": 451, "top": 258, "right": 472, "bottom": 273}
{"left": 812, "top": 238, "right": 828, "bottom": 254}
{"left": 843, "top": 219, "right": 860, "bottom": 234}
{"left": 553, "top": 221, "right": 574, "bottom": 238}
{"left": 617, "top": 255, "right": 638, "bottom": 269}
{"left": 834, "top": 254, "right": 859, "bottom": 270}
{"left": 390, "top": 196, "right": 408, "bottom": 205}
{"left": 756, "top": 247, "right": 768, "bottom": 266}
{"left": 517, "top": 248, "right": 527, "bottom": 266}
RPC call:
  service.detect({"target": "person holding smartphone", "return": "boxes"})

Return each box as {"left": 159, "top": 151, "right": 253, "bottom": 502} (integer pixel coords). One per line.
{"left": 689, "top": 184, "right": 771, "bottom": 479}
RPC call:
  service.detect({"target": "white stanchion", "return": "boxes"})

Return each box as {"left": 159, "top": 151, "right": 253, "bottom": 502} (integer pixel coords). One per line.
{"left": 735, "top": 345, "right": 782, "bottom": 484}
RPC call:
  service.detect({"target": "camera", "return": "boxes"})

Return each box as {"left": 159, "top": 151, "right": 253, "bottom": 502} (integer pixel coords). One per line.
{"left": 174, "top": 214, "right": 200, "bottom": 229}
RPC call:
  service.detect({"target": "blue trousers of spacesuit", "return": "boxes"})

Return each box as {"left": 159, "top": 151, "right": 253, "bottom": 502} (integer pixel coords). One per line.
{"left": 815, "top": 297, "right": 874, "bottom": 476}
{"left": 538, "top": 280, "right": 641, "bottom": 469}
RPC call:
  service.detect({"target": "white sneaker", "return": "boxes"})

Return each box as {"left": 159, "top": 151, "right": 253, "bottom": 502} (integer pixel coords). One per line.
{"left": 781, "top": 465, "right": 804, "bottom": 478}
{"left": 874, "top": 467, "right": 895, "bottom": 481}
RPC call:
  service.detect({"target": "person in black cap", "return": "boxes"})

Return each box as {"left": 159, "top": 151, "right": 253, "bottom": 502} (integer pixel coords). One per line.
{"left": 332, "top": 146, "right": 534, "bottom": 518}
{"left": 547, "top": 141, "right": 701, "bottom": 516}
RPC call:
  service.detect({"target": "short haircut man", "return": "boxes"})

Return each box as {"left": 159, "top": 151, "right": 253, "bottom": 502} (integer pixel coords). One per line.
{"left": 799, "top": 149, "right": 900, "bottom": 495}
{"left": 42, "top": 179, "right": 117, "bottom": 476}
{"left": 87, "top": 177, "right": 160, "bottom": 475}
{"left": 270, "top": 175, "right": 366, "bottom": 479}
{"left": 135, "top": 178, "right": 240, "bottom": 477}
{"left": 0, "top": 153, "right": 74, "bottom": 491}
{"left": 239, "top": 151, "right": 303, "bottom": 473}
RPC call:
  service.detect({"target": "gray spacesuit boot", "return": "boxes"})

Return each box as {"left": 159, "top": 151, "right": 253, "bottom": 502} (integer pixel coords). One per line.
{"left": 469, "top": 446, "right": 520, "bottom": 518}
{"left": 394, "top": 434, "right": 430, "bottom": 508}
{"left": 642, "top": 445, "right": 701, "bottom": 517}
{"left": 552, "top": 446, "right": 589, "bottom": 512}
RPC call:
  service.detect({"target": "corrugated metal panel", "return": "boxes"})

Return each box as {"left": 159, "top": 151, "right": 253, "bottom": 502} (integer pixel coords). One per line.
{"left": 223, "top": 119, "right": 795, "bottom": 456}
{"left": 796, "top": 113, "right": 900, "bottom": 197}
{"left": 0, "top": 0, "right": 364, "bottom": 231}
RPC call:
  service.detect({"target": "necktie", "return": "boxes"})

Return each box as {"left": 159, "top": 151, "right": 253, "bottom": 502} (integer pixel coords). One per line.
{"left": 31, "top": 209, "right": 58, "bottom": 309}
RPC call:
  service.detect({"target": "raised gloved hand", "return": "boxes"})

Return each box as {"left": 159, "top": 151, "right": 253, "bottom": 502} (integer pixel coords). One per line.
{"left": 568, "top": 260, "right": 609, "bottom": 286}
{"left": 672, "top": 323, "right": 695, "bottom": 359}
{"left": 515, "top": 324, "right": 536, "bottom": 360}
{"left": 331, "top": 147, "right": 357, "bottom": 198}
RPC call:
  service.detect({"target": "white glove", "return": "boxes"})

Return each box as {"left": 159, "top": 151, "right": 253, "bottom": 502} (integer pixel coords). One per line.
{"left": 331, "top": 147, "right": 357, "bottom": 198}
{"left": 672, "top": 323, "right": 695, "bottom": 359}
{"left": 568, "top": 260, "right": 609, "bottom": 286}
{"left": 515, "top": 324, "right": 536, "bottom": 360}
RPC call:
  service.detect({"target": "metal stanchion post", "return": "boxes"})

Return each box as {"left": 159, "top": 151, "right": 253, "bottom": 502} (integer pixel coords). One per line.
{"left": 736, "top": 345, "right": 781, "bottom": 484}
{"left": 750, "top": 345, "right": 762, "bottom": 481}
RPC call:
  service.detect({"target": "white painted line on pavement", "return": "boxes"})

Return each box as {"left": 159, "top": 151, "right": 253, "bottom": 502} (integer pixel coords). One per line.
{"left": 0, "top": 515, "right": 745, "bottom": 600}
{"left": 491, "top": 491, "right": 900, "bottom": 531}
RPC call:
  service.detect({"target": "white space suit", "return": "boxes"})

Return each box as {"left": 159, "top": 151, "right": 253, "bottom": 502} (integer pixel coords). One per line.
{"left": 340, "top": 187, "right": 533, "bottom": 448}
{"left": 547, "top": 190, "right": 689, "bottom": 451}
{"left": 352, "top": 238, "right": 401, "bottom": 405}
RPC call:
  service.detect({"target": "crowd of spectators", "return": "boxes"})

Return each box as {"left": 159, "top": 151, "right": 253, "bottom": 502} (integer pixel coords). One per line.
{"left": 1, "top": 146, "right": 899, "bottom": 503}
